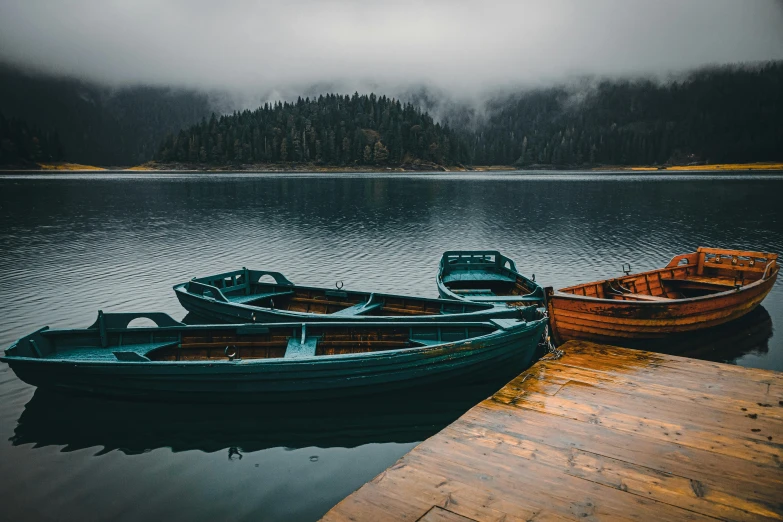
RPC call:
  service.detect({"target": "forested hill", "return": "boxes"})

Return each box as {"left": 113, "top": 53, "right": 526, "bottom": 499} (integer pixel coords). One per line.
{"left": 160, "top": 63, "right": 783, "bottom": 168}
{"left": 0, "top": 64, "right": 212, "bottom": 165}
{"left": 156, "top": 94, "right": 467, "bottom": 166}
{"left": 0, "top": 112, "right": 64, "bottom": 165}
{"left": 465, "top": 62, "right": 783, "bottom": 166}
{"left": 2, "top": 61, "right": 781, "bottom": 168}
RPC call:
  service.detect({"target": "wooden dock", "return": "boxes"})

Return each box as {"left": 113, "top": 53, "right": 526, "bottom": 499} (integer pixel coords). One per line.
{"left": 322, "top": 341, "right": 783, "bottom": 521}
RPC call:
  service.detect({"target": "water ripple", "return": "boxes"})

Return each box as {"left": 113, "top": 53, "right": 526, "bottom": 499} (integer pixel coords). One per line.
{"left": 1, "top": 172, "right": 782, "bottom": 521}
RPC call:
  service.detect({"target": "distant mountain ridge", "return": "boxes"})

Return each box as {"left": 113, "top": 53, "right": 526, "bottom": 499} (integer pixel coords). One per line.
{"left": 2, "top": 61, "right": 781, "bottom": 168}
{"left": 462, "top": 62, "right": 783, "bottom": 166}
{"left": 0, "top": 64, "right": 212, "bottom": 165}
{"left": 0, "top": 111, "right": 63, "bottom": 165}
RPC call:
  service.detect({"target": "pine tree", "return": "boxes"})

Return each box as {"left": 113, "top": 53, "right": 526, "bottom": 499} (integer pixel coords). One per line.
{"left": 280, "top": 138, "right": 288, "bottom": 161}
{"left": 155, "top": 92, "right": 467, "bottom": 167}
{"left": 373, "top": 141, "right": 389, "bottom": 164}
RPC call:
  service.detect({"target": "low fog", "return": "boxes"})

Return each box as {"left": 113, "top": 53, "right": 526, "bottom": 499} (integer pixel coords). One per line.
{"left": 1, "top": 0, "right": 782, "bottom": 99}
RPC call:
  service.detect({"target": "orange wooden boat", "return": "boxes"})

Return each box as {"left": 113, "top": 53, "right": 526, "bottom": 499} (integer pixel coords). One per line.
{"left": 545, "top": 247, "right": 778, "bottom": 344}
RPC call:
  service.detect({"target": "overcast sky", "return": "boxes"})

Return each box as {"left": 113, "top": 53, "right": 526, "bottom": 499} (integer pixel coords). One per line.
{"left": 1, "top": 0, "right": 782, "bottom": 95}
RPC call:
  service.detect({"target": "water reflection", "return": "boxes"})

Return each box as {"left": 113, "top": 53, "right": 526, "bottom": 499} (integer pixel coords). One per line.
{"left": 1, "top": 173, "right": 781, "bottom": 522}
{"left": 602, "top": 306, "right": 772, "bottom": 362}
{"left": 9, "top": 306, "right": 771, "bottom": 456}
{"left": 11, "top": 370, "right": 524, "bottom": 456}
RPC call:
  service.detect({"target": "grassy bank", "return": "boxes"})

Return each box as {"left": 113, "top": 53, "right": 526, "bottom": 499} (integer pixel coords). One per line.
{"left": 38, "top": 162, "right": 106, "bottom": 171}
{"left": 606, "top": 162, "right": 783, "bottom": 172}
{"left": 1, "top": 161, "right": 781, "bottom": 173}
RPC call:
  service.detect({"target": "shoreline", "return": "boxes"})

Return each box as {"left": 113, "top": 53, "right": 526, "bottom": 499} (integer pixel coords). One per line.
{"left": 2, "top": 161, "right": 782, "bottom": 174}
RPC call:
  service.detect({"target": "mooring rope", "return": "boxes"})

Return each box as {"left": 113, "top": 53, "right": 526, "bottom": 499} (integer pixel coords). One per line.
{"left": 538, "top": 323, "right": 564, "bottom": 361}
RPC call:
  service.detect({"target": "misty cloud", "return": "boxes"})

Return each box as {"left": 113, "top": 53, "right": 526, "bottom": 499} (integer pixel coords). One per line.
{"left": 1, "top": 0, "right": 782, "bottom": 96}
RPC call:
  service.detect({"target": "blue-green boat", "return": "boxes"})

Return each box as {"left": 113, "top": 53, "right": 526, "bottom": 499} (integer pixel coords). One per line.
{"left": 174, "top": 268, "right": 520, "bottom": 324}
{"left": 1, "top": 309, "right": 547, "bottom": 401}
{"left": 437, "top": 251, "right": 545, "bottom": 304}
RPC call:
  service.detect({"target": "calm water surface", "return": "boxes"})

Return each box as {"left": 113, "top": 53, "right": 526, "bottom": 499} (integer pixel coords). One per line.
{"left": 0, "top": 171, "right": 781, "bottom": 521}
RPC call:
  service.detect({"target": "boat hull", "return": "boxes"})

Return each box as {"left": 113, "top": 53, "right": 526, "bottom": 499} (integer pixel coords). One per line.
{"left": 436, "top": 250, "right": 545, "bottom": 305}
{"left": 175, "top": 285, "right": 519, "bottom": 324}
{"left": 546, "top": 269, "right": 777, "bottom": 344}
{"left": 3, "top": 321, "right": 546, "bottom": 402}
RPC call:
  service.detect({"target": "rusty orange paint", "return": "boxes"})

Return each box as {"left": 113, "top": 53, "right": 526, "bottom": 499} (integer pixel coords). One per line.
{"left": 546, "top": 247, "right": 779, "bottom": 344}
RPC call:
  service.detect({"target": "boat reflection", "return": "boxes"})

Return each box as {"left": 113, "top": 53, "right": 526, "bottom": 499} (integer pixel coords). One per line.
{"left": 11, "top": 362, "right": 530, "bottom": 455}
{"left": 12, "top": 309, "right": 768, "bottom": 456}
{"left": 601, "top": 306, "right": 772, "bottom": 362}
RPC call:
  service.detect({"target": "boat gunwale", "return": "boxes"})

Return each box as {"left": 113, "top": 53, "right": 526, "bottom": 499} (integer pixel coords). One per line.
{"left": 551, "top": 260, "right": 778, "bottom": 307}
{"left": 1, "top": 317, "right": 547, "bottom": 367}
{"left": 173, "top": 269, "right": 514, "bottom": 321}
{"left": 174, "top": 283, "right": 503, "bottom": 316}
{"left": 436, "top": 250, "right": 544, "bottom": 303}
{"left": 179, "top": 270, "right": 496, "bottom": 309}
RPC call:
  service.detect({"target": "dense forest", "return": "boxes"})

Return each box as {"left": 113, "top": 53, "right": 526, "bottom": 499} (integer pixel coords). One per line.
{"left": 161, "top": 62, "right": 783, "bottom": 168}
{"left": 2, "top": 61, "right": 781, "bottom": 168}
{"left": 156, "top": 94, "right": 467, "bottom": 166}
{"left": 465, "top": 62, "right": 783, "bottom": 166}
{"left": 0, "top": 64, "right": 212, "bottom": 165}
{"left": 0, "top": 112, "right": 63, "bottom": 165}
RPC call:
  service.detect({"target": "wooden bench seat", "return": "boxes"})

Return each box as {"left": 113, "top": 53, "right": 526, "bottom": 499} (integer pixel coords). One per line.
{"left": 284, "top": 337, "right": 318, "bottom": 358}
{"left": 330, "top": 301, "right": 383, "bottom": 317}
{"left": 662, "top": 276, "right": 740, "bottom": 292}
{"left": 226, "top": 290, "right": 295, "bottom": 304}
{"left": 409, "top": 339, "right": 444, "bottom": 347}
{"left": 452, "top": 288, "right": 494, "bottom": 296}
{"left": 443, "top": 271, "right": 515, "bottom": 283}
{"left": 611, "top": 292, "right": 670, "bottom": 302}
{"left": 43, "top": 341, "right": 180, "bottom": 362}
{"left": 678, "top": 276, "right": 738, "bottom": 287}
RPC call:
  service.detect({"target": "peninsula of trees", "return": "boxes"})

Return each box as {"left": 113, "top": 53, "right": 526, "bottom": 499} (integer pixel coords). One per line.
{"left": 155, "top": 94, "right": 466, "bottom": 167}
{"left": 156, "top": 63, "right": 783, "bottom": 169}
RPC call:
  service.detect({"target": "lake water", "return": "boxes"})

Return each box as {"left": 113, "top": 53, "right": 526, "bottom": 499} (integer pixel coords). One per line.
{"left": 1, "top": 171, "right": 781, "bottom": 521}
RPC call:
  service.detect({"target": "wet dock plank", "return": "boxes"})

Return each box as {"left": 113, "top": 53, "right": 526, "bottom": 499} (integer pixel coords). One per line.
{"left": 322, "top": 341, "right": 783, "bottom": 521}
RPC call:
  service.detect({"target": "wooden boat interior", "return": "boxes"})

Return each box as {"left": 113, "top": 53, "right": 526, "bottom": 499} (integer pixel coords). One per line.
{"left": 559, "top": 248, "right": 778, "bottom": 301}
{"left": 8, "top": 312, "right": 532, "bottom": 363}
{"left": 186, "top": 269, "right": 491, "bottom": 316}
{"left": 440, "top": 252, "right": 538, "bottom": 299}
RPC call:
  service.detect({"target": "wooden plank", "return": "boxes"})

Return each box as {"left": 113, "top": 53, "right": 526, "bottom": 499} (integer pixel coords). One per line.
{"left": 529, "top": 364, "right": 783, "bottom": 421}
{"left": 418, "top": 506, "right": 478, "bottom": 522}
{"left": 611, "top": 292, "right": 670, "bottom": 302}
{"left": 548, "top": 355, "right": 783, "bottom": 397}
{"left": 423, "top": 425, "right": 779, "bottom": 521}
{"left": 503, "top": 382, "right": 782, "bottom": 463}
{"left": 322, "top": 341, "right": 783, "bottom": 522}
{"left": 406, "top": 445, "right": 720, "bottom": 521}
{"left": 458, "top": 402, "right": 783, "bottom": 502}
{"left": 697, "top": 247, "right": 777, "bottom": 259}
{"left": 557, "top": 342, "right": 783, "bottom": 385}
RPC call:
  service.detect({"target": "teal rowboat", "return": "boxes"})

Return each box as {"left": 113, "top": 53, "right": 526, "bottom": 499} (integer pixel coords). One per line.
{"left": 1, "top": 309, "right": 547, "bottom": 401}
{"left": 437, "top": 251, "right": 545, "bottom": 305}
{"left": 174, "top": 268, "right": 520, "bottom": 324}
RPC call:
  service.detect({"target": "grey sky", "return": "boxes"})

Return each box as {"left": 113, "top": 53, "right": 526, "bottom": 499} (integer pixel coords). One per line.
{"left": 1, "top": 0, "right": 782, "bottom": 95}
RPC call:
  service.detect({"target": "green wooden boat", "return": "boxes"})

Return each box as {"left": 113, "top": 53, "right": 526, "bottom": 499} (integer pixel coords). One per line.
{"left": 174, "top": 268, "right": 520, "bottom": 324}
{"left": 1, "top": 309, "right": 547, "bottom": 401}
{"left": 437, "top": 251, "right": 545, "bottom": 304}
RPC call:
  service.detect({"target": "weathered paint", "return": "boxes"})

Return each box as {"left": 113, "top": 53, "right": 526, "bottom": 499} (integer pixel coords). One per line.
{"left": 436, "top": 250, "right": 545, "bottom": 305}
{"left": 547, "top": 247, "right": 779, "bottom": 344}
{"left": 175, "top": 268, "right": 522, "bottom": 324}
{"left": 1, "top": 311, "right": 547, "bottom": 401}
